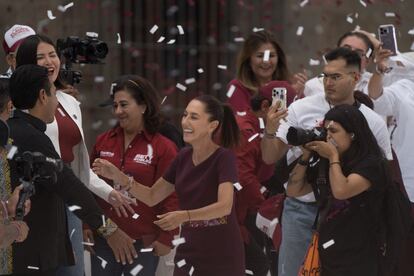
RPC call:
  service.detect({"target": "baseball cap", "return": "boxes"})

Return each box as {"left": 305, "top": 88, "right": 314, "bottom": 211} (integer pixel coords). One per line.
{"left": 3, "top": 24, "right": 36, "bottom": 54}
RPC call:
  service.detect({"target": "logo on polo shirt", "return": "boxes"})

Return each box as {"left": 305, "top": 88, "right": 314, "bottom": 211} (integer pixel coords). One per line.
{"left": 100, "top": 151, "right": 114, "bottom": 157}
{"left": 133, "top": 144, "right": 153, "bottom": 165}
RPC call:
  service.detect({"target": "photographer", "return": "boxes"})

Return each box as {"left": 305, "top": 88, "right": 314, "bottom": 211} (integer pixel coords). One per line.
{"left": 261, "top": 47, "right": 392, "bottom": 276}
{"left": 7, "top": 64, "right": 105, "bottom": 276}
{"left": 287, "top": 104, "right": 412, "bottom": 275}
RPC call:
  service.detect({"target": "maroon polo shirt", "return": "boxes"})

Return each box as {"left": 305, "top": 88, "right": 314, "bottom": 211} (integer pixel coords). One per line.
{"left": 55, "top": 104, "right": 81, "bottom": 163}
{"left": 91, "top": 125, "right": 179, "bottom": 246}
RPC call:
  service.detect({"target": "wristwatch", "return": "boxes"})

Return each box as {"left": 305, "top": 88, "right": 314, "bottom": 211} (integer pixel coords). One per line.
{"left": 96, "top": 218, "right": 118, "bottom": 238}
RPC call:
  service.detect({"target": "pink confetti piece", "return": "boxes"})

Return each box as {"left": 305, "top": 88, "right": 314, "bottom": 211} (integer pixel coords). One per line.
{"left": 189, "top": 266, "right": 195, "bottom": 275}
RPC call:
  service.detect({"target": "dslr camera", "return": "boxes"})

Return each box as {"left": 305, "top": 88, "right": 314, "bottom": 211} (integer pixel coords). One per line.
{"left": 57, "top": 35, "right": 108, "bottom": 85}
{"left": 286, "top": 126, "right": 327, "bottom": 146}
{"left": 13, "top": 151, "right": 63, "bottom": 220}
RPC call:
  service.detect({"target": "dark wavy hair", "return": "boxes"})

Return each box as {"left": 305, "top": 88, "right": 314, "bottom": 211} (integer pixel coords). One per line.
{"left": 110, "top": 75, "right": 161, "bottom": 134}
{"left": 236, "top": 30, "right": 290, "bottom": 92}
{"left": 337, "top": 31, "right": 374, "bottom": 58}
{"left": 195, "top": 95, "right": 240, "bottom": 148}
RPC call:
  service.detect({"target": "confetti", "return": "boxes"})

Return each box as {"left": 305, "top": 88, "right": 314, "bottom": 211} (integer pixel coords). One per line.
{"left": 172, "top": 237, "right": 186, "bottom": 246}
{"left": 366, "top": 48, "right": 372, "bottom": 58}
{"left": 47, "top": 10, "right": 56, "bottom": 20}
{"left": 385, "top": 12, "right": 396, "bottom": 17}
{"left": 185, "top": 78, "right": 196, "bottom": 84}
{"left": 248, "top": 133, "right": 259, "bottom": 142}
{"left": 68, "top": 205, "right": 81, "bottom": 212}
{"left": 176, "top": 83, "right": 187, "bottom": 92}
{"left": 117, "top": 33, "right": 121, "bottom": 44}
{"left": 309, "top": 59, "right": 320, "bottom": 66}
{"left": 91, "top": 120, "right": 103, "bottom": 130}
{"left": 234, "top": 37, "right": 245, "bottom": 42}
{"left": 177, "top": 259, "right": 186, "bottom": 268}
{"left": 177, "top": 25, "right": 184, "bottom": 35}
{"left": 161, "top": 96, "right": 167, "bottom": 105}
{"left": 408, "top": 28, "right": 414, "bottom": 35}
{"left": 70, "top": 228, "right": 76, "bottom": 239}
{"left": 58, "top": 2, "right": 74, "bottom": 12}
{"left": 359, "top": 0, "right": 367, "bottom": 7}
{"left": 259, "top": 117, "right": 265, "bottom": 129}
{"left": 299, "top": 0, "right": 309, "bottom": 7}
{"left": 167, "top": 39, "right": 176, "bottom": 44}
{"left": 140, "top": 248, "right": 154, "bottom": 252}
{"left": 86, "top": 32, "right": 99, "bottom": 38}
{"left": 236, "top": 111, "right": 247, "bottom": 116}
{"left": 346, "top": 16, "right": 353, "bottom": 24}
{"left": 246, "top": 269, "right": 254, "bottom": 275}
{"left": 94, "top": 76, "right": 105, "bottom": 83}
{"left": 322, "top": 55, "right": 328, "bottom": 65}
{"left": 253, "top": 27, "right": 264, "bottom": 32}
{"left": 233, "top": 182, "right": 243, "bottom": 191}
{"left": 102, "top": 215, "right": 106, "bottom": 227}
{"left": 226, "top": 85, "right": 236, "bottom": 98}
{"left": 130, "top": 264, "right": 143, "bottom": 276}
{"left": 82, "top": 241, "right": 94, "bottom": 246}
{"left": 296, "top": 26, "right": 304, "bottom": 36}
{"left": 323, "top": 239, "right": 335, "bottom": 249}
{"left": 189, "top": 266, "right": 195, "bottom": 275}
{"left": 6, "top": 146, "right": 18, "bottom": 160}
{"left": 260, "top": 186, "right": 268, "bottom": 194}
{"left": 197, "top": 68, "right": 204, "bottom": 73}
{"left": 27, "top": 266, "right": 40, "bottom": 270}
{"left": 149, "top": 25, "right": 159, "bottom": 34}
{"left": 157, "top": 36, "right": 166, "bottom": 43}
{"left": 217, "top": 65, "right": 227, "bottom": 70}
{"left": 263, "top": 50, "right": 270, "bottom": 61}
{"left": 132, "top": 213, "right": 139, "bottom": 219}
{"left": 97, "top": 256, "right": 107, "bottom": 268}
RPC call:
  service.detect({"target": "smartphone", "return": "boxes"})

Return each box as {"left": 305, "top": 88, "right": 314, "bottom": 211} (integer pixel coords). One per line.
{"left": 272, "top": 87, "right": 287, "bottom": 109}
{"left": 378, "top": 24, "right": 398, "bottom": 56}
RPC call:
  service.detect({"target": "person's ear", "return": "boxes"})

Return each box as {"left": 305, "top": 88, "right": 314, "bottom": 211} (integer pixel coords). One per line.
{"left": 208, "top": 120, "right": 219, "bottom": 135}
{"left": 38, "top": 89, "right": 48, "bottom": 105}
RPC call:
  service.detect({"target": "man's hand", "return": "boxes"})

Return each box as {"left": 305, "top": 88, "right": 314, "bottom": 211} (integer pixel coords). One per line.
{"left": 292, "top": 70, "right": 308, "bottom": 98}
{"left": 265, "top": 102, "right": 288, "bottom": 135}
{"left": 108, "top": 190, "right": 136, "bottom": 218}
{"left": 6, "top": 185, "right": 31, "bottom": 218}
{"left": 106, "top": 228, "right": 138, "bottom": 265}
{"left": 151, "top": 240, "right": 171, "bottom": 256}
{"left": 83, "top": 229, "right": 95, "bottom": 254}
{"left": 11, "top": 220, "right": 29, "bottom": 242}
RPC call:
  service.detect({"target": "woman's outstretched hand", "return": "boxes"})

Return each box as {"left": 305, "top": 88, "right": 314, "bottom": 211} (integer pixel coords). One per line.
{"left": 92, "top": 158, "right": 122, "bottom": 182}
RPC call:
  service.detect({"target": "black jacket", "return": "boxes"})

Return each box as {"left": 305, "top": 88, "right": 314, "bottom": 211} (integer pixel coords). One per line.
{"left": 7, "top": 110, "right": 103, "bottom": 274}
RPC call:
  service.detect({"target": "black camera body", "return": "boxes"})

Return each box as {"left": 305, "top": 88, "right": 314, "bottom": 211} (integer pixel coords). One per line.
{"left": 286, "top": 126, "right": 327, "bottom": 146}
{"left": 13, "top": 151, "right": 63, "bottom": 220}
{"left": 56, "top": 36, "right": 108, "bottom": 85}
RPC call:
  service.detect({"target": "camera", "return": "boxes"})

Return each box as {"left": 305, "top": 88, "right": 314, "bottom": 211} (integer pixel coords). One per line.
{"left": 56, "top": 35, "right": 109, "bottom": 85}
{"left": 286, "top": 126, "right": 327, "bottom": 146}
{"left": 13, "top": 151, "right": 63, "bottom": 220}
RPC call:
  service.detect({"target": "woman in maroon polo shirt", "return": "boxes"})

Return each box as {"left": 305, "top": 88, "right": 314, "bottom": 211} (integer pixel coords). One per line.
{"left": 89, "top": 75, "right": 179, "bottom": 276}
{"left": 92, "top": 95, "right": 245, "bottom": 276}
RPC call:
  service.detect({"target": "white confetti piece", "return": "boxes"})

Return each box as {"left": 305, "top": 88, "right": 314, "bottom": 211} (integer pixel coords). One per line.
{"left": 226, "top": 85, "right": 236, "bottom": 98}
{"left": 236, "top": 111, "right": 246, "bottom": 116}
{"left": 86, "top": 32, "right": 99, "bottom": 38}
{"left": 385, "top": 12, "right": 395, "bottom": 17}
{"left": 322, "top": 55, "right": 327, "bottom": 65}
{"left": 233, "top": 182, "right": 243, "bottom": 191}
{"left": 167, "top": 39, "right": 176, "bottom": 44}
{"left": 102, "top": 215, "right": 106, "bottom": 227}
{"left": 253, "top": 27, "right": 264, "bottom": 32}
{"left": 263, "top": 50, "right": 270, "bottom": 61}
{"left": 346, "top": 16, "right": 353, "bottom": 24}
{"left": 130, "top": 264, "right": 143, "bottom": 276}
{"left": 176, "top": 83, "right": 187, "bottom": 92}
{"left": 27, "top": 266, "right": 39, "bottom": 270}
{"left": 259, "top": 117, "right": 265, "bottom": 129}
{"left": 260, "top": 186, "right": 268, "bottom": 194}
{"left": 58, "top": 2, "right": 74, "bottom": 12}
{"left": 97, "top": 256, "right": 107, "bottom": 269}
{"left": 246, "top": 269, "right": 254, "bottom": 275}
{"left": 355, "top": 12, "right": 359, "bottom": 19}
{"left": 94, "top": 76, "right": 105, "bottom": 83}
{"left": 299, "top": 0, "right": 309, "bottom": 7}
{"left": 140, "top": 248, "right": 154, "bottom": 252}
{"left": 177, "top": 259, "right": 186, "bottom": 268}
{"left": 172, "top": 237, "right": 186, "bottom": 246}
{"left": 248, "top": 133, "right": 259, "bottom": 142}
{"left": 217, "top": 65, "right": 227, "bottom": 70}
{"left": 70, "top": 228, "right": 76, "bottom": 239}
{"left": 366, "top": 48, "right": 372, "bottom": 58}
{"left": 91, "top": 120, "right": 103, "bottom": 130}
{"left": 68, "top": 205, "right": 81, "bottom": 212}
{"left": 157, "top": 36, "right": 165, "bottom": 43}
{"left": 149, "top": 25, "right": 159, "bottom": 34}
{"left": 359, "top": 0, "right": 367, "bottom": 7}
{"left": 117, "top": 33, "right": 121, "bottom": 44}
{"left": 82, "top": 241, "right": 94, "bottom": 246}
{"left": 132, "top": 213, "right": 139, "bottom": 219}
{"left": 7, "top": 146, "right": 18, "bottom": 160}
{"left": 309, "top": 59, "right": 320, "bottom": 66}
{"left": 234, "top": 37, "right": 245, "bottom": 42}
{"left": 408, "top": 28, "right": 414, "bottom": 35}
{"left": 197, "top": 68, "right": 204, "bottom": 74}
{"left": 296, "top": 26, "right": 304, "bottom": 36}
{"left": 161, "top": 96, "right": 167, "bottom": 105}
{"left": 323, "top": 239, "right": 335, "bottom": 249}
{"left": 185, "top": 78, "right": 196, "bottom": 84}
{"left": 177, "top": 25, "right": 184, "bottom": 35}
{"left": 189, "top": 266, "right": 195, "bottom": 275}
{"left": 47, "top": 10, "right": 56, "bottom": 20}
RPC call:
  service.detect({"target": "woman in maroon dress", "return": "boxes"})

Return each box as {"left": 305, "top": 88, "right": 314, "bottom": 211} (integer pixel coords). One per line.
{"left": 92, "top": 95, "right": 245, "bottom": 276}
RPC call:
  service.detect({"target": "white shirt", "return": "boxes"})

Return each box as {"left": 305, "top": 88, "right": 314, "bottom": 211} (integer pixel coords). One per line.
{"left": 372, "top": 79, "right": 414, "bottom": 202}
{"left": 277, "top": 93, "right": 393, "bottom": 202}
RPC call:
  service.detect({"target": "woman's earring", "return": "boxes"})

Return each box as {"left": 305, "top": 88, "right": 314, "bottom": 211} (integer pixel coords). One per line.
{"left": 350, "top": 133, "right": 355, "bottom": 140}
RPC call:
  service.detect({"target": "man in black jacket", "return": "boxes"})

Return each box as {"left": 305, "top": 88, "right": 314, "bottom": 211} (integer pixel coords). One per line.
{"left": 7, "top": 64, "right": 105, "bottom": 275}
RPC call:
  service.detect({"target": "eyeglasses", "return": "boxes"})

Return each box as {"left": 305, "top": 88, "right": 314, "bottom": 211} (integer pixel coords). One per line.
{"left": 318, "top": 72, "right": 356, "bottom": 82}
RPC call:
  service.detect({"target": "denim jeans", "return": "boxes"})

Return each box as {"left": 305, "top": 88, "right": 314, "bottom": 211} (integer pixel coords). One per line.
{"left": 278, "top": 197, "right": 318, "bottom": 276}
{"left": 91, "top": 235, "right": 159, "bottom": 276}
{"left": 55, "top": 206, "right": 84, "bottom": 276}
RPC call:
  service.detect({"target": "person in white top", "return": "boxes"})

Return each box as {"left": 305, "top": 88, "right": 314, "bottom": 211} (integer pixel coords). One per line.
{"left": 261, "top": 47, "right": 392, "bottom": 276}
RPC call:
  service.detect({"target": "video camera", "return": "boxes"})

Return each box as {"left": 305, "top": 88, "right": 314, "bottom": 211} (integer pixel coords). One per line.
{"left": 56, "top": 35, "right": 108, "bottom": 85}
{"left": 286, "top": 127, "right": 327, "bottom": 146}
{"left": 13, "top": 151, "right": 63, "bottom": 220}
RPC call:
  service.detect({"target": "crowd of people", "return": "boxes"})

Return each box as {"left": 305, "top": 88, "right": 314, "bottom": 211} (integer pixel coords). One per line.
{"left": 0, "top": 22, "right": 413, "bottom": 276}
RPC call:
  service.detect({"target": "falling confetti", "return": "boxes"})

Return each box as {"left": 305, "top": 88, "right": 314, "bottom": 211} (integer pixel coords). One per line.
{"left": 359, "top": 0, "right": 367, "bottom": 7}
{"left": 189, "top": 266, "right": 195, "bottom": 275}
{"left": 366, "top": 48, "right": 373, "bottom": 58}
{"left": 260, "top": 186, "right": 268, "bottom": 194}
{"left": 263, "top": 50, "right": 270, "bottom": 61}
{"left": 27, "top": 266, "right": 40, "bottom": 270}
{"left": 70, "top": 228, "right": 76, "bottom": 239}
{"left": 185, "top": 78, "right": 196, "bottom": 84}
{"left": 346, "top": 16, "right": 353, "bottom": 24}
{"left": 309, "top": 59, "right": 321, "bottom": 66}
{"left": 253, "top": 27, "right": 265, "bottom": 32}
{"left": 234, "top": 37, "right": 245, "bottom": 42}
{"left": 130, "top": 264, "right": 143, "bottom": 276}
{"left": 140, "top": 248, "right": 154, "bottom": 252}
{"left": 161, "top": 96, "right": 167, "bottom": 105}
{"left": 408, "top": 28, "right": 414, "bottom": 35}
{"left": 323, "top": 239, "right": 335, "bottom": 249}
{"left": 176, "top": 83, "right": 187, "bottom": 92}
{"left": 237, "top": 111, "right": 246, "bottom": 116}
{"left": 177, "top": 259, "right": 186, "bottom": 268}
{"left": 47, "top": 10, "right": 56, "bottom": 20}
{"left": 385, "top": 12, "right": 396, "bottom": 17}
{"left": 132, "top": 213, "right": 139, "bottom": 219}
{"left": 226, "top": 85, "right": 236, "bottom": 98}
{"left": 157, "top": 36, "right": 166, "bottom": 43}
{"left": 86, "top": 32, "right": 99, "bottom": 38}
{"left": 233, "top": 182, "right": 243, "bottom": 191}
{"left": 248, "top": 133, "right": 259, "bottom": 142}
{"left": 299, "top": 0, "right": 309, "bottom": 8}
{"left": 68, "top": 205, "right": 81, "bottom": 212}
{"left": 6, "top": 146, "right": 18, "bottom": 160}
{"left": 57, "top": 2, "right": 74, "bottom": 12}
{"left": 82, "top": 241, "right": 94, "bottom": 246}
{"left": 259, "top": 117, "right": 265, "bottom": 129}
{"left": 217, "top": 65, "right": 227, "bottom": 70}
{"left": 94, "top": 76, "right": 105, "bottom": 83}
{"left": 102, "top": 215, "right": 106, "bottom": 227}
{"left": 149, "top": 25, "right": 159, "bottom": 34}
{"left": 172, "top": 237, "right": 186, "bottom": 246}
{"left": 246, "top": 270, "right": 254, "bottom": 275}
{"left": 197, "top": 68, "right": 204, "bottom": 73}
{"left": 296, "top": 26, "right": 304, "bottom": 36}
{"left": 177, "top": 25, "right": 184, "bottom": 35}
{"left": 117, "top": 33, "right": 121, "bottom": 44}
{"left": 167, "top": 39, "right": 176, "bottom": 44}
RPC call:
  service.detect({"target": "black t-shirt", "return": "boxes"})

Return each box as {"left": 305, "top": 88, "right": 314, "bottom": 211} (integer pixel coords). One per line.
{"left": 318, "top": 155, "right": 387, "bottom": 276}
